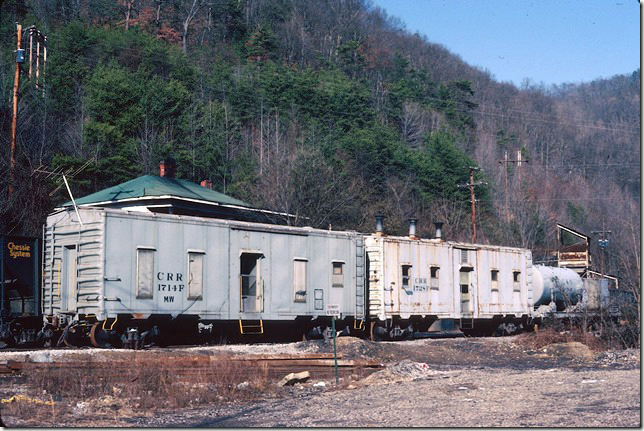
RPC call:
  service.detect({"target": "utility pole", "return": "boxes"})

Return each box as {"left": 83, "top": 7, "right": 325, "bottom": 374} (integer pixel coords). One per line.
{"left": 458, "top": 167, "right": 486, "bottom": 243}
{"left": 498, "top": 150, "right": 529, "bottom": 221}
{"left": 8, "top": 24, "right": 47, "bottom": 198}
{"left": 9, "top": 23, "right": 24, "bottom": 198}
{"left": 35, "top": 28, "right": 40, "bottom": 89}
{"left": 28, "top": 26, "right": 33, "bottom": 80}
{"left": 592, "top": 223, "right": 612, "bottom": 276}
{"left": 42, "top": 34, "right": 47, "bottom": 96}
{"left": 469, "top": 167, "right": 476, "bottom": 242}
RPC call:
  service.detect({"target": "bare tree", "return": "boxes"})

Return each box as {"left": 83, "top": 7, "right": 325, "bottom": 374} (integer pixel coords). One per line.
{"left": 136, "top": 116, "right": 161, "bottom": 174}
{"left": 400, "top": 101, "right": 430, "bottom": 148}
{"left": 119, "top": 0, "right": 139, "bottom": 30}
{"left": 179, "top": 0, "right": 207, "bottom": 54}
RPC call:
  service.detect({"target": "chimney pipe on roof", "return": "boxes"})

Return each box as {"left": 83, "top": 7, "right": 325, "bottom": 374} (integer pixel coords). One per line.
{"left": 200, "top": 179, "right": 212, "bottom": 189}
{"left": 434, "top": 222, "right": 444, "bottom": 240}
{"left": 159, "top": 158, "right": 176, "bottom": 178}
{"left": 375, "top": 214, "right": 384, "bottom": 236}
{"left": 408, "top": 218, "right": 418, "bottom": 240}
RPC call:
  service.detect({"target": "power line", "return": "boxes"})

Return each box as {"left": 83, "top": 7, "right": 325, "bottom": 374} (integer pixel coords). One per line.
{"left": 493, "top": 162, "right": 641, "bottom": 171}
{"left": 466, "top": 196, "right": 641, "bottom": 203}
{"left": 471, "top": 108, "right": 640, "bottom": 135}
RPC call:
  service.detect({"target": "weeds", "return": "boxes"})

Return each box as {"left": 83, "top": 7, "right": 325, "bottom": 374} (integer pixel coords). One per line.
{"left": 597, "top": 302, "right": 640, "bottom": 350}
{"left": 3, "top": 354, "right": 272, "bottom": 426}
{"left": 2, "top": 395, "right": 68, "bottom": 427}
{"left": 515, "top": 326, "right": 607, "bottom": 352}
{"left": 516, "top": 302, "right": 641, "bottom": 352}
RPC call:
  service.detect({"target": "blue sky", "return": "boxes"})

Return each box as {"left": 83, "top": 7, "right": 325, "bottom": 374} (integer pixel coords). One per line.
{"left": 371, "top": 0, "right": 640, "bottom": 87}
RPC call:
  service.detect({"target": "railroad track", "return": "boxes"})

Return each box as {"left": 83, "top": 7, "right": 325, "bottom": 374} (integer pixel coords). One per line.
{"left": 1, "top": 353, "right": 384, "bottom": 382}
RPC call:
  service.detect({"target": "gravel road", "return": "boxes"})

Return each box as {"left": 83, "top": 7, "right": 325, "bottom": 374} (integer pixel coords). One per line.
{"left": 125, "top": 367, "right": 639, "bottom": 428}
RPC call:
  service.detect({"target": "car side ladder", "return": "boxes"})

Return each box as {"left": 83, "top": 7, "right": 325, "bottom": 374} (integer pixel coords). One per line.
{"left": 239, "top": 319, "right": 264, "bottom": 335}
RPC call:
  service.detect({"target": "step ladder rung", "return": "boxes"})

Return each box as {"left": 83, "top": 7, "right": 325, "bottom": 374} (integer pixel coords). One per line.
{"left": 239, "top": 319, "right": 264, "bottom": 335}
{"left": 460, "top": 317, "right": 474, "bottom": 329}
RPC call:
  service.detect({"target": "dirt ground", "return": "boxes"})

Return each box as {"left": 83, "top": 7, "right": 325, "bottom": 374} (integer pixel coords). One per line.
{"left": 1, "top": 335, "right": 640, "bottom": 428}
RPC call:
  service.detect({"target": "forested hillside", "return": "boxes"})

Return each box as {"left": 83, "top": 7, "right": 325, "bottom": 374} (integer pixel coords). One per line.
{"left": 0, "top": 0, "right": 639, "bottom": 293}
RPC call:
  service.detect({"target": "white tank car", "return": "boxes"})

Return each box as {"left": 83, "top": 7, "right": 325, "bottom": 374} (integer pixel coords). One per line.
{"left": 531, "top": 265, "right": 614, "bottom": 318}
{"left": 532, "top": 265, "right": 584, "bottom": 310}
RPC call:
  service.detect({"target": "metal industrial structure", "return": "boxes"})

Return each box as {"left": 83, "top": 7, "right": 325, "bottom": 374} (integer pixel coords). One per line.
{"left": 556, "top": 223, "right": 591, "bottom": 274}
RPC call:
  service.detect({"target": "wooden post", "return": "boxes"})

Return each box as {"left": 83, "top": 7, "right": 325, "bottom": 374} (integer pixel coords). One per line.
{"left": 35, "top": 30, "right": 40, "bottom": 89}
{"left": 332, "top": 318, "right": 338, "bottom": 384}
{"left": 9, "top": 23, "right": 22, "bottom": 198}
{"left": 458, "top": 167, "right": 484, "bottom": 243}
{"left": 503, "top": 151, "right": 508, "bottom": 221}
{"left": 470, "top": 167, "right": 476, "bottom": 243}
{"left": 42, "top": 36, "right": 47, "bottom": 96}
{"left": 28, "top": 27, "right": 33, "bottom": 80}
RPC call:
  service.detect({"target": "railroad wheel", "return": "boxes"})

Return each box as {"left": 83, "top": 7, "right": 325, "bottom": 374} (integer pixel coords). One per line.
{"left": 90, "top": 322, "right": 112, "bottom": 348}
{"left": 60, "top": 324, "right": 85, "bottom": 347}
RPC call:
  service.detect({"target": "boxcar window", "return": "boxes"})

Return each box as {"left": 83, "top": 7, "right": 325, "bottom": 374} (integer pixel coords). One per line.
{"left": 513, "top": 271, "right": 521, "bottom": 291}
{"left": 187, "top": 252, "right": 204, "bottom": 300}
{"left": 136, "top": 248, "right": 155, "bottom": 299}
{"left": 491, "top": 270, "right": 499, "bottom": 291}
{"left": 430, "top": 266, "right": 440, "bottom": 290}
{"left": 459, "top": 270, "right": 469, "bottom": 294}
{"left": 402, "top": 265, "right": 412, "bottom": 288}
{"left": 314, "top": 289, "right": 324, "bottom": 310}
{"left": 294, "top": 259, "right": 307, "bottom": 303}
{"left": 332, "top": 262, "right": 344, "bottom": 288}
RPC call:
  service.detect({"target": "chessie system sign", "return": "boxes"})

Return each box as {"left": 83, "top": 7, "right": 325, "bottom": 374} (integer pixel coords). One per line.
{"left": 1, "top": 235, "right": 39, "bottom": 317}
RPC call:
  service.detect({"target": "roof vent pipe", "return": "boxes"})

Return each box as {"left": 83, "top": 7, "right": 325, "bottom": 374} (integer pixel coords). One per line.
{"left": 408, "top": 218, "right": 418, "bottom": 239}
{"left": 434, "top": 222, "right": 444, "bottom": 240}
{"left": 159, "top": 158, "right": 176, "bottom": 178}
{"left": 375, "top": 214, "right": 384, "bottom": 236}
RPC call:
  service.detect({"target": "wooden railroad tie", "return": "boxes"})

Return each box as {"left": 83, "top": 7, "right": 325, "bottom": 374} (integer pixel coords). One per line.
{"left": 1, "top": 354, "right": 383, "bottom": 378}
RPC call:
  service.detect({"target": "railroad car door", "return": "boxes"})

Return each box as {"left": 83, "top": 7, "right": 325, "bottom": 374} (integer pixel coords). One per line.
{"left": 455, "top": 248, "right": 476, "bottom": 317}
{"left": 459, "top": 268, "right": 472, "bottom": 315}
{"left": 240, "top": 253, "right": 264, "bottom": 313}
{"left": 62, "top": 245, "right": 77, "bottom": 312}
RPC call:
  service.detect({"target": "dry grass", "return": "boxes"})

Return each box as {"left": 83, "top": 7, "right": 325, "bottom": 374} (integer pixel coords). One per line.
{"left": 2, "top": 355, "right": 272, "bottom": 426}
{"left": 514, "top": 327, "right": 607, "bottom": 352}
{"left": 1, "top": 395, "right": 71, "bottom": 427}
{"left": 516, "top": 304, "right": 640, "bottom": 353}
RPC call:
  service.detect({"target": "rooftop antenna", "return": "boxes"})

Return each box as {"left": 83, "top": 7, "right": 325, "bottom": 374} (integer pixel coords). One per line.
{"left": 49, "top": 157, "right": 95, "bottom": 196}
{"left": 32, "top": 157, "right": 95, "bottom": 226}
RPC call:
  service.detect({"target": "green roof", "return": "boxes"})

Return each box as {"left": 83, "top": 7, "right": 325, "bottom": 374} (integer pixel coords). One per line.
{"left": 64, "top": 175, "right": 250, "bottom": 208}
